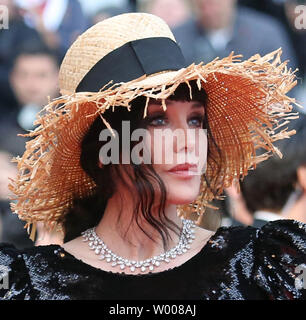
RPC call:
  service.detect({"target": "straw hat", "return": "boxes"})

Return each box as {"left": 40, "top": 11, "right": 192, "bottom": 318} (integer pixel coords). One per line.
{"left": 8, "top": 13, "right": 299, "bottom": 240}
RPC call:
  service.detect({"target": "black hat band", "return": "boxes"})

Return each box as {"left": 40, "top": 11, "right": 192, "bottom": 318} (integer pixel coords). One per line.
{"left": 76, "top": 37, "right": 186, "bottom": 92}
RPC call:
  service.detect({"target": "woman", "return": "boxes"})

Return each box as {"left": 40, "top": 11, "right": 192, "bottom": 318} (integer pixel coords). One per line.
{"left": 0, "top": 13, "right": 305, "bottom": 300}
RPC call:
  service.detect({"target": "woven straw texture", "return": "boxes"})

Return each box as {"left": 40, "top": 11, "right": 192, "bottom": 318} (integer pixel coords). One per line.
{"left": 8, "top": 13, "right": 299, "bottom": 240}
{"left": 59, "top": 13, "right": 175, "bottom": 95}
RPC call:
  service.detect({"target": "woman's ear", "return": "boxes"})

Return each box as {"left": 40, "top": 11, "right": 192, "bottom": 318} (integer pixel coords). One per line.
{"left": 98, "top": 160, "right": 103, "bottom": 169}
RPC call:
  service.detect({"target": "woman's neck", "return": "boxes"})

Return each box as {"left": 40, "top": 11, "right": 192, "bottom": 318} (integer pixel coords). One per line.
{"left": 95, "top": 190, "right": 183, "bottom": 262}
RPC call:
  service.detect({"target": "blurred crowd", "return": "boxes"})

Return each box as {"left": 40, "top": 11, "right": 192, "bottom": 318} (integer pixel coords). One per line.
{"left": 0, "top": 0, "right": 305, "bottom": 249}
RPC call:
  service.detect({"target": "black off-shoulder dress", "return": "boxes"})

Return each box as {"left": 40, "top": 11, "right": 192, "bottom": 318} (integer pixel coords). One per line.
{"left": 0, "top": 220, "right": 305, "bottom": 300}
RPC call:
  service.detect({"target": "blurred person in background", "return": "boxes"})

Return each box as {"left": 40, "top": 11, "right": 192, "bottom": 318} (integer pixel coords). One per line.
{"left": 238, "top": 0, "right": 306, "bottom": 80}
{"left": 173, "top": 0, "right": 297, "bottom": 71}
{"left": 240, "top": 160, "right": 298, "bottom": 228}
{"left": 238, "top": 0, "right": 285, "bottom": 17}
{"left": 239, "top": 0, "right": 306, "bottom": 112}
{"left": 222, "top": 184, "right": 254, "bottom": 226}
{"left": 91, "top": 5, "right": 132, "bottom": 26}
{"left": 142, "top": 0, "right": 191, "bottom": 28}
{"left": 0, "top": 43, "right": 59, "bottom": 157}
{"left": 0, "top": 150, "right": 33, "bottom": 249}
{"left": 283, "top": 0, "right": 306, "bottom": 112}
{"left": 0, "top": 0, "right": 42, "bottom": 114}
{"left": 14, "top": 0, "right": 89, "bottom": 61}
{"left": 284, "top": 0, "right": 306, "bottom": 75}
{"left": 277, "top": 113, "right": 306, "bottom": 223}
{"left": 0, "top": 43, "right": 62, "bottom": 247}
{"left": 78, "top": 0, "right": 131, "bottom": 18}
{"left": 235, "top": 113, "right": 306, "bottom": 227}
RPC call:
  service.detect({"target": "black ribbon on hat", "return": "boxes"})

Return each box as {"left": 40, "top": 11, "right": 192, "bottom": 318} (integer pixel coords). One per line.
{"left": 76, "top": 37, "right": 187, "bottom": 92}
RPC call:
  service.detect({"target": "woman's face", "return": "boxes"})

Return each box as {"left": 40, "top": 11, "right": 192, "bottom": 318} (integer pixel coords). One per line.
{"left": 145, "top": 99, "right": 208, "bottom": 205}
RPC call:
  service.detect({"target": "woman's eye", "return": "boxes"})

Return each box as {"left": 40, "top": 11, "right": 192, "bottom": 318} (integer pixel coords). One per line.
{"left": 148, "top": 116, "right": 168, "bottom": 127}
{"left": 188, "top": 116, "right": 204, "bottom": 127}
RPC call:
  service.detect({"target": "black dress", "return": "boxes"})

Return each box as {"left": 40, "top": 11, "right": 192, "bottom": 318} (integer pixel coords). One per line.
{"left": 0, "top": 220, "right": 305, "bottom": 300}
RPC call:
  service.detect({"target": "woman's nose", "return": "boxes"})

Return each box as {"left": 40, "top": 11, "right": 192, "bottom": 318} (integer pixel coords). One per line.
{"left": 174, "top": 127, "right": 196, "bottom": 154}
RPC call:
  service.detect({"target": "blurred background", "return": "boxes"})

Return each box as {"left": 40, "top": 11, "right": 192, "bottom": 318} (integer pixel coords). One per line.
{"left": 0, "top": 0, "right": 305, "bottom": 249}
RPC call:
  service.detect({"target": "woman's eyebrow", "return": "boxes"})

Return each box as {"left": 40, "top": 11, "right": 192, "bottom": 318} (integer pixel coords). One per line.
{"left": 191, "top": 102, "right": 204, "bottom": 109}
{"left": 147, "top": 101, "right": 204, "bottom": 116}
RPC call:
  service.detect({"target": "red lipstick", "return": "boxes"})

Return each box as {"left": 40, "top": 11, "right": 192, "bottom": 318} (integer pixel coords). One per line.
{"left": 168, "top": 163, "right": 198, "bottom": 178}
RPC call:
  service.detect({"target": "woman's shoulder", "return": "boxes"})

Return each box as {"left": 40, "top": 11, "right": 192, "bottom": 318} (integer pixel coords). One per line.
{"left": 0, "top": 242, "right": 64, "bottom": 263}
{"left": 0, "top": 243, "right": 63, "bottom": 299}
{"left": 213, "top": 218, "right": 305, "bottom": 246}
{"left": 212, "top": 219, "right": 306, "bottom": 269}
{"left": 251, "top": 219, "right": 305, "bottom": 298}
{"left": 209, "top": 219, "right": 306, "bottom": 299}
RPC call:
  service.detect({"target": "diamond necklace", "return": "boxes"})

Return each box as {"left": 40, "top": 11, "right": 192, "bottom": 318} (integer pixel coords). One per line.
{"left": 81, "top": 219, "right": 196, "bottom": 273}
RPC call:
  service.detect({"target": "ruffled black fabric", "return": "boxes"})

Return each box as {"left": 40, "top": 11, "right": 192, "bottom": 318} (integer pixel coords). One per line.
{"left": 0, "top": 220, "right": 305, "bottom": 300}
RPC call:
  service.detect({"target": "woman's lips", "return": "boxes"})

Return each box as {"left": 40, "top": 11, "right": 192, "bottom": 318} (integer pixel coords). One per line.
{"left": 167, "top": 163, "right": 198, "bottom": 178}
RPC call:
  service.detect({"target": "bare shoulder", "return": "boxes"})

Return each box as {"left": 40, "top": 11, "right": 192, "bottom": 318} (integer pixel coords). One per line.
{"left": 192, "top": 225, "right": 216, "bottom": 252}
{"left": 61, "top": 235, "right": 88, "bottom": 260}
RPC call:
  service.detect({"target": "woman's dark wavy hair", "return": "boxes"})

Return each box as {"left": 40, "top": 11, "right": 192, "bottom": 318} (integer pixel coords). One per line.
{"left": 62, "top": 81, "right": 221, "bottom": 248}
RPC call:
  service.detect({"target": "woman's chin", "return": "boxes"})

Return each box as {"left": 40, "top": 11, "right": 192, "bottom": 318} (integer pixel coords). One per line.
{"left": 167, "top": 191, "right": 200, "bottom": 205}
{"left": 157, "top": 171, "right": 202, "bottom": 205}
